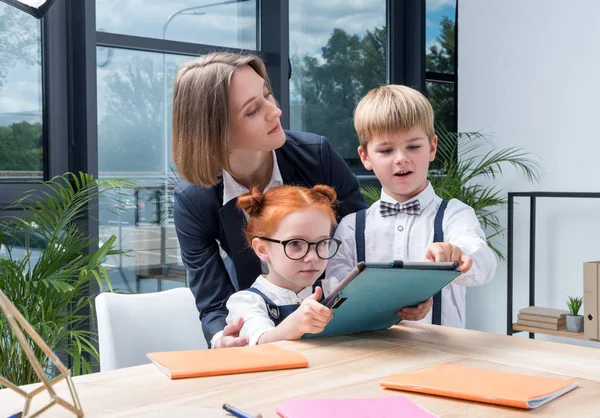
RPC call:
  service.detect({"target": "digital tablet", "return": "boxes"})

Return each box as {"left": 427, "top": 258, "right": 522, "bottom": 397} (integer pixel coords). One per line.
{"left": 302, "top": 261, "right": 461, "bottom": 339}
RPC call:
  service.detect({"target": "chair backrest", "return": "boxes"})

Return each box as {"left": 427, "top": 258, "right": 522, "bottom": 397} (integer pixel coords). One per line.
{"left": 95, "top": 287, "right": 207, "bottom": 372}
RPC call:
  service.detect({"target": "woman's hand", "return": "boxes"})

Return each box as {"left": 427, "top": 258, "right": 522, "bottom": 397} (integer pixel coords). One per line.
{"left": 213, "top": 317, "right": 249, "bottom": 348}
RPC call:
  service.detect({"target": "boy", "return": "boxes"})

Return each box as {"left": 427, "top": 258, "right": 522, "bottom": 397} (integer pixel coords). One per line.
{"left": 326, "top": 85, "right": 496, "bottom": 328}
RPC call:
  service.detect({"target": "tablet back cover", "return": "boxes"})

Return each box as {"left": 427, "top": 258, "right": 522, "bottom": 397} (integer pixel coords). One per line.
{"left": 303, "top": 266, "right": 460, "bottom": 338}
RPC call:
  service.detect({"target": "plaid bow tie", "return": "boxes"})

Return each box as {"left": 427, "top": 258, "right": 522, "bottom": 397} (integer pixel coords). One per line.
{"left": 379, "top": 200, "right": 421, "bottom": 217}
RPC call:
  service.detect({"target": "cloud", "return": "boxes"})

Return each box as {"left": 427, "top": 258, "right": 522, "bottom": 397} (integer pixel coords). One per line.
{"left": 97, "top": 0, "right": 257, "bottom": 49}
{"left": 96, "top": 0, "right": 386, "bottom": 57}
{"left": 5, "top": 0, "right": 390, "bottom": 123}
{"left": 0, "top": 97, "right": 34, "bottom": 113}
{"left": 289, "top": 0, "right": 386, "bottom": 57}
{"left": 426, "top": 0, "right": 455, "bottom": 12}
{"left": 0, "top": 64, "right": 41, "bottom": 114}
{"left": 426, "top": 39, "right": 442, "bottom": 55}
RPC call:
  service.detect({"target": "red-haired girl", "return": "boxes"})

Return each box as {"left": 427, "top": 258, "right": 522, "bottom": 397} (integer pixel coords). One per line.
{"left": 224, "top": 184, "right": 340, "bottom": 345}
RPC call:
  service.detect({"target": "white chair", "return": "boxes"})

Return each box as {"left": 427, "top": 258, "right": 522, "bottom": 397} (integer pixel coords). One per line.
{"left": 95, "top": 287, "right": 207, "bottom": 372}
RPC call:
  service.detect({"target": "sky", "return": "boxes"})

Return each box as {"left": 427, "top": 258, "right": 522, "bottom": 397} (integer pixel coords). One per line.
{"left": 0, "top": 0, "right": 456, "bottom": 123}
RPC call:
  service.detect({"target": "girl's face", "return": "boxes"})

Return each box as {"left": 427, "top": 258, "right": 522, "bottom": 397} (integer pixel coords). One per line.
{"left": 253, "top": 208, "right": 333, "bottom": 294}
{"left": 228, "top": 65, "right": 286, "bottom": 153}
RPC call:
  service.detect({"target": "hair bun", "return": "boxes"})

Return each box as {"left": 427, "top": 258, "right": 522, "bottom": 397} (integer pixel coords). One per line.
{"left": 237, "top": 187, "right": 264, "bottom": 216}
{"left": 311, "top": 184, "right": 337, "bottom": 205}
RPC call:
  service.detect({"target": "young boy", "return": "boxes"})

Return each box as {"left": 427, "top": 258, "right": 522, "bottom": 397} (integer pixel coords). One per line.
{"left": 326, "top": 85, "right": 497, "bottom": 328}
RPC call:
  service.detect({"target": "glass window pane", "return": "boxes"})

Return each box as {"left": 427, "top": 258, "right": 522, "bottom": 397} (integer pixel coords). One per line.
{"left": 97, "top": 48, "right": 189, "bottom": 294}
{"left": 427, "top": 81, "right": 455, "bottom": 132}
{"left": 427, "top": 80, "right": 455, "bottom": 170}
{"left": 426, "top": 0, "right": 456, "bottom": 74}
{"left": 96, "top": 0, "right": 257, "bottom": 49}
{"left": 289, "top": 0, "right": 387, "bottom": 172}
{"left": 0, "top": 4, "right": 43, "bottom": 182}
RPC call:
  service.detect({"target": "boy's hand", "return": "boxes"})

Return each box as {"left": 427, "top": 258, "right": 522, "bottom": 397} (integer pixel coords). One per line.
{"left": 425, "top": 242, "right": 472, "bottom": 273}
{"left": 282, "top": 287, "right": 333, "bottom": 339}
{"left": 213, "top": 317, "right": 249, "bottom": 348}
{"left": 398, "top": 297, "right": 433, "bottom": 321}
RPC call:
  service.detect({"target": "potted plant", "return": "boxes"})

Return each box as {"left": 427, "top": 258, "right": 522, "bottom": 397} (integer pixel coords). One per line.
{"left": 0, "top": 172, "right": 126, "bottom": 385}
{"left": 360, "top": 125, "right": 543, "bottom": 260}
{"left": 566, "top": 296, "right": 584, "bottom": 332}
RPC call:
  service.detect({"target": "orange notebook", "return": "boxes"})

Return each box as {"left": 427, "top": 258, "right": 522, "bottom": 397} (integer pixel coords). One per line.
{"left": 147, "top": 344, "right": 308, "bottom": 379}
{"left": 381, "top": 364, "right": 578, "bottom": 409}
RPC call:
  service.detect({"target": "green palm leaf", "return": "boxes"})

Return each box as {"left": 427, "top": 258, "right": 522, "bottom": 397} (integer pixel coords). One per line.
{"left": 0, "top": 172, "right": 128, "bottom": 385}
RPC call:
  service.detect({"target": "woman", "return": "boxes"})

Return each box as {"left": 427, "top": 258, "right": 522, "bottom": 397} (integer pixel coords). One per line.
{"left": 172, "top": 52, "right": 366, "bottom": 348}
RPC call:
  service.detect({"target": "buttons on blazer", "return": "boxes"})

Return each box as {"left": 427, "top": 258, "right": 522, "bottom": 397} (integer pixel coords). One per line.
{"left": 397, "top": 225, "right": 404, "bottom": 232}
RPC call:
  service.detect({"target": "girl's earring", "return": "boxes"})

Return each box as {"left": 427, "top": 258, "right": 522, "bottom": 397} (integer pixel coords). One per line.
{"left": 262, "top": 256, "right": 269, "bottom": 262}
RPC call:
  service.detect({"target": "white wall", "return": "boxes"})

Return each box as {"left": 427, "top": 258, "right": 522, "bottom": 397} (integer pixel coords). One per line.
{"left": 459, "top": 0, "right": 600, "bottom": 347}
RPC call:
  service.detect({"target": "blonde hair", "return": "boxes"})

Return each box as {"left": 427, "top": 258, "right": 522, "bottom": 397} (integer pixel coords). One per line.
{"left": 172, "top": 52, "right": 274, "bottom": 187}
{"left": 237, "top": 185, "right": 337, "bottom": 247}
{"left": 354, "top": 85, "right": 435, "bottom": 148}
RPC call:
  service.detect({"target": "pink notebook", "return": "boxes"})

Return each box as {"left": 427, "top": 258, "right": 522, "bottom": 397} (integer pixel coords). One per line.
{"left": 276, "top": 396, "right": 437, "bottom": 418}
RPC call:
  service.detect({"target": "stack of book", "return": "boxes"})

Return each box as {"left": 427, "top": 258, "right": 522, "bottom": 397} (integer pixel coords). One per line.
{"left": 517, "top": 306, "right": 569, "bottom": 330}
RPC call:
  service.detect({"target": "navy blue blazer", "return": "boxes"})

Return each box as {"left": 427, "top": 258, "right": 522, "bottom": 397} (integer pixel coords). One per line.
{"left": 173, "top": 130, "right": 367, "bottom": 344}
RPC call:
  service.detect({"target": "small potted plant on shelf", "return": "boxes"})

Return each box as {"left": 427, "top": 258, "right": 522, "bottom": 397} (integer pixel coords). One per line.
{"left": 566, "top": 296, "right": 584, "bottom": 332}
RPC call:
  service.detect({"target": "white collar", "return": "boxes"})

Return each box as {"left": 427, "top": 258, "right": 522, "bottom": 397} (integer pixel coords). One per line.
{"left": 222, "top": 150, "right": 283, "bottom": 206}
{"left": 380, "top": 182, "right": 435, "bottom": 210}
{"left": 254, "top": 275, "right": 313, "bottom": 300}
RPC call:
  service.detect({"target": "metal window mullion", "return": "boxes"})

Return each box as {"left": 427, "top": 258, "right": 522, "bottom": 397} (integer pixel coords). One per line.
{"left": 388, "top": 0, "right": 425, "bottom": 92}
{"left": 259, "top": 0, "right": 289, "bottom": 129}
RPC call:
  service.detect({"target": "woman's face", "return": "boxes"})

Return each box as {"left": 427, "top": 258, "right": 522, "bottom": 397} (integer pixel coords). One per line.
{"left": 229, "top": 65, "right": 286, "bottom": 153}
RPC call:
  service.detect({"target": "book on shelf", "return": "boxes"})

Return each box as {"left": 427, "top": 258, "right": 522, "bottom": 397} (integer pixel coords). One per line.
{"left": 516, "top": 319, "right": 566, "bottom": 330}
{"left": 518, "top": 313, "right": 566, "bottom": 324}
{"left": 518, "top": 306, "right": 569, "bottom": 318}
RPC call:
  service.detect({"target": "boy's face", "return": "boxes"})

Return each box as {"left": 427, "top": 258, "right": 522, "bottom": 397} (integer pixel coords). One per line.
{"left": 358, "top": 127, "right": 437, "bottom": 203}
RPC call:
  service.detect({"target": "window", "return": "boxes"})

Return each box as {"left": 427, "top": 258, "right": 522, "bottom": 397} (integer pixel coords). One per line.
{"left": 95, "top": 0, "right": 263, "bottom": 294}
{"left": 289, "top": 0, "right": 387, "bottom": 172}
{"left": 97, "top": 48, "right": 191, "bottom": 293}
{"left": 426, "top": 0, "right": 457, "bottom": 132}
{"left": 0, "top": 4, "right": 43, "bottom": 182}
{"left": 96, "top": 0, "right": 257, "bottom": 49}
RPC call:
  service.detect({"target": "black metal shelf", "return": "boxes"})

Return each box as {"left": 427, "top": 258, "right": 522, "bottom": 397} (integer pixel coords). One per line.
{"left": 507, "top": 191, "right": 600, "bottom": 339}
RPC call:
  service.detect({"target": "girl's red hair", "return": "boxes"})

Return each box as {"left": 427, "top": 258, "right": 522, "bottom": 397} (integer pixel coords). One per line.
{"left": 237, "top": 184, "right": 337, "bottom": 245}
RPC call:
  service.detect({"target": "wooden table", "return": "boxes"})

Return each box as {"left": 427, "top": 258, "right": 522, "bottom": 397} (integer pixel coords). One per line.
{"left": 2, "top": 323, "right": 600, "bottom": 417}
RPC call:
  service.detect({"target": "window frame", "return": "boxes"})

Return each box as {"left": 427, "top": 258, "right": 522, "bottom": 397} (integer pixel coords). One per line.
{"left": 425, "top": 0, "right": 458, "bottom": 133}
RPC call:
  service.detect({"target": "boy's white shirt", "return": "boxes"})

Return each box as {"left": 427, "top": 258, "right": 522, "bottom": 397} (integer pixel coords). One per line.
{"left": 220, "top": 275, "right": 340, "bottom": 346}
{"left": 325, "top": 182, "right": 497, "bottom": 329}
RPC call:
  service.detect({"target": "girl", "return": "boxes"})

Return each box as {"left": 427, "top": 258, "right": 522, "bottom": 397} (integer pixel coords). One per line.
{"left": 225, "top": 184, "right": 340, "bottom": 345}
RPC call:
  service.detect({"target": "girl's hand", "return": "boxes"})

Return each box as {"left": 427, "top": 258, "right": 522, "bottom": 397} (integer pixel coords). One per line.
{"left": 282, "top": 287, "right": 333, "bottom": 339}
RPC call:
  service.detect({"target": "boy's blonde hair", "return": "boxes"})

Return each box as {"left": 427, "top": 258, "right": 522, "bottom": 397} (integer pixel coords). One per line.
{"left": 172, "top": 52, "right": 274, "bottom": 187}
{"left": 354, "top": 85, "right": 435, "bottom": 148}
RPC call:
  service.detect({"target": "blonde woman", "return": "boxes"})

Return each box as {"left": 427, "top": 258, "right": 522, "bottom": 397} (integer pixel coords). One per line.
{"left": 172, "top": 52, "right": 366, "bottom": 348}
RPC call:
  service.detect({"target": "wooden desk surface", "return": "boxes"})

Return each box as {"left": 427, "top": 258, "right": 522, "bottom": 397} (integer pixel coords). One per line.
{"left": 2, "top": 323, "right": 600, "bottom": 417}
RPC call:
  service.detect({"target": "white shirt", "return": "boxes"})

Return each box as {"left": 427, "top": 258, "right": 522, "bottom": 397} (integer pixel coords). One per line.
{"left": 221, "top": 150, "right": 283, "bottom": 206}
{"left": 325, "top": 183, "right": 497, "bottom": 328}
{"left": 224, "top": 275, "right": 340, "bottom": 346}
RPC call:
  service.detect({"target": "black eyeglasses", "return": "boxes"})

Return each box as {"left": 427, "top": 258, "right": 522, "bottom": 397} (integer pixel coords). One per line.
{"left": 257, "top": 237, "right": 341, "bottom": 260}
